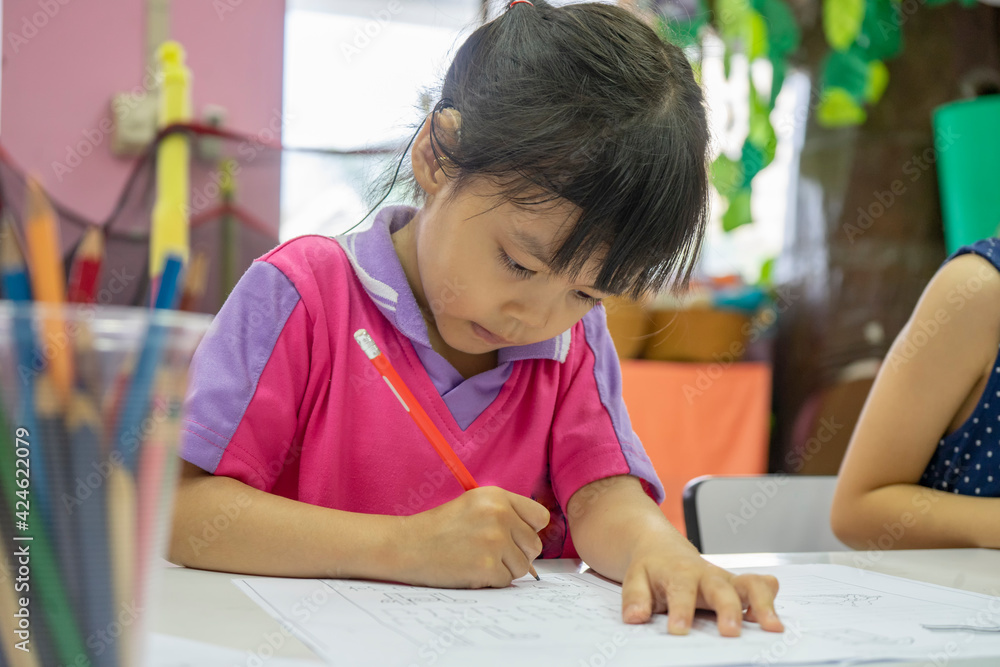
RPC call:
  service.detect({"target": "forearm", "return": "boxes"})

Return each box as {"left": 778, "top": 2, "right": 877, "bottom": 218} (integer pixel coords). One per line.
{"left": 832, "top": 483, "right": 1000, "bottom": 550}
{"left": 169, "top": 465, "right": 408, "bottom": 579}
{"left": 568, "top": 475, "right": 698, "bottom": 583}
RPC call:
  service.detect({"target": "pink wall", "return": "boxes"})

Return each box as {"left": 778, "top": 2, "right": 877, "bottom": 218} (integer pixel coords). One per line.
{"left": 1, "top": 0, "right": 285, "bottom": 309}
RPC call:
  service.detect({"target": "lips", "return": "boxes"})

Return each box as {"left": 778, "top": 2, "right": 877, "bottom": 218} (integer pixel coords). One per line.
{"left": 472, "top": 322, "right": 513, "bottom": 346}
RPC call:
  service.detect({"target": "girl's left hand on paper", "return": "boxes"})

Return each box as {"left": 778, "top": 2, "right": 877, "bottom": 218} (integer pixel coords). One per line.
{"left": 620, "top": 545, "right": 783, "bottom": 637}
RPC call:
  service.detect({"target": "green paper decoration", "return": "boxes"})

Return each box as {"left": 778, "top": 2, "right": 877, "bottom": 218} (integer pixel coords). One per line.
{"left": 821, "top": 47, "right": 870, "bottom": 100}
{"left": 711, "top": 154, "right": 745, "bottom": 199}
{"left": 755, "top": 0, "right": 800, "bottom": 105}
{"left": 769, "top": 58, "right": 787, "bottom": 107}
{"left": 818, "top": 86, "right": 868, "bottom": 126}
{"left": 865, "top": 60, "right": 890, "bottom": 103}
{"left": 748, "top": 81, "right": 777, "bottom": 167}
{"left": 740, "top": 140, "right": 766, "bottom": 186}
{"left": 717, "top": 0, "right": 750, "bottom": 47}
{"left": 823, "top": 0, "right": 867, "bottom": 51}
{"left": 722, "top": 187, "right": 754, "bottom": 231}
{"left": 857, "top": 0, "right": 903, "bottom": 60}
{"left": 755, "top": 0, "right": 800, "bottom": 59}
{"left": 747, "top": 10, "right": 770, "bottom": 60}
{"left": 757, "top": 257, "right": 776, "bottom": 287}
{"left": 677, "top": 0, "right": 968, "bottom": 234}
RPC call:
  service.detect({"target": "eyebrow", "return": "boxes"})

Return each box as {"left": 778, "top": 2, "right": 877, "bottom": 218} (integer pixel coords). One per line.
{"left": 509, "top": 229, "right": 555, "bottom": 265}
{"left": 509, "top": 229, "right": 609, "bottom": 297}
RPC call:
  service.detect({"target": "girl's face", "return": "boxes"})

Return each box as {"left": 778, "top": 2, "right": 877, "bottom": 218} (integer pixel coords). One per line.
{"left": 402, "top": 178, "right": 610, "bottom": 356}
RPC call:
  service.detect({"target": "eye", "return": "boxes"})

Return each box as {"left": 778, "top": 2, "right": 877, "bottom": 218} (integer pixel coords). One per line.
{"left": 498, "top": 248, "right": 535, "bottom": 279}
{"left": 573, "top": 291, "right": 602, "bottom": 306}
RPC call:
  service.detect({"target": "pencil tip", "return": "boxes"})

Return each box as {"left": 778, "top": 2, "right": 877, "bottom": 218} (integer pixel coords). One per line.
{"left": 533, "top": 572, "right": 540, "bottom": 581}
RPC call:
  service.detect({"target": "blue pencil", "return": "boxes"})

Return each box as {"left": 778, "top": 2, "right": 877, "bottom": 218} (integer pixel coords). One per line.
{"left": 1, "top": 217, "right": 87, "bottom": 667}
{"left": 0, "top": 219, "right": 54, "bottom": 534}
{"left": 114, "top": 253, "right": 183, "bottom": 474}
{"left": 67, "top": 390, "right": 118, "bottom": 667}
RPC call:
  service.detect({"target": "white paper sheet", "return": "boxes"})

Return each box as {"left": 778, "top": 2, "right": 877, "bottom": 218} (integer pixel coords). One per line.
{"left": 144, "top": 632, "right": 324, "bottom": 666}
{"left": 233, "top": 564, "right": 1000, "bottom": 666}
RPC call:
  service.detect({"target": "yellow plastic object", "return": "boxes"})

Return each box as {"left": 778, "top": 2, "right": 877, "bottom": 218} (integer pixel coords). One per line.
{"left": 150, "top": 41, "right": 192, "bottom": 281}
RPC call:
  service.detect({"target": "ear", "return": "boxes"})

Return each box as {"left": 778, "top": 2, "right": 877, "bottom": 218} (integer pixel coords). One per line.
{"left": 412, "top": 109, "right": 461, "bottom": 196}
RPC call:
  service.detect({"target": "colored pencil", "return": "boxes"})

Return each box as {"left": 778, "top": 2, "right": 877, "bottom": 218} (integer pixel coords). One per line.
{"left": 352, "top": 329, "right": 540, "bottom": 580}
{"left": 134, "top": 370, "right": 171, "bottom": 606}
{"left": 1, "top": 214, "right": 31, "bottom": 302}
{"left": 67, "top": 227, "right": 104, "bottom": 304}
{"left": 106, "top": 456, "right": 135, "bottom": 667}
{"left": 0, "top": 219, "right": 55, "bottom": 537}
{"left": 114, "top": 254, "right": 183, "bottom": 474}
{"left": 0, "top": 394, "right": 44, "bottom": 667}
{"left": 132, "top": 366, "right": 185, "bottom": 663}
{"left": 0, "top": 395, "right": 88, "bottom": 664}
{"left": 73, "top": 319, "right": 103, "bottom": 409}
{"left": 107, "top": 253, "right": 182, "bottom": 666}
{"left": 34, "top": 374, "right": 84, "bottom": 625}
{"left": 66, "top": 390, "right": 118, "bottom": 667}
{"left": 24, "top": 175, "right": 74, "bottom": 402}
{"left": 0, "top": 520, "right": 42, "bottom": 667}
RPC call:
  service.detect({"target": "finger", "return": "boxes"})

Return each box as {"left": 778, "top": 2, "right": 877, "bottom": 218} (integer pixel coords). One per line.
{"left": 663, "top": 574, "right": 699, "bottom": 635}
{"left": 507, "top": 493, "right": 551, "bottom": 532}
{"left": 500, "top": 543, "right": 532, "bottom": 583}
{"left": 736, "top": 575, "right": 783, "bottom": 632}
{"left": 510, "top": 521, "right": 544, "bottom": 563}
{"left": 620, "top": 564, "right": 654, "bottom": 624}
{"left": 699, "top": 574, "right": 744, "bottom": 637}
{"left": 471, "top": 552, "right": 511, "bottom": 589}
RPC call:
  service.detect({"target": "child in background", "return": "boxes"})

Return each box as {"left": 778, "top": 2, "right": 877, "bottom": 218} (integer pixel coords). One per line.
{"left": 170, "top": 1, "right": 783, "bottom": 636}
{"left": 832, "top": 238, "right": 1000, "bottom": 549}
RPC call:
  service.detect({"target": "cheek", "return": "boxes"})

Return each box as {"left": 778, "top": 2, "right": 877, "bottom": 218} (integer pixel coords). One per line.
{"left": 551, "top": 301, "right": 595, "bottom": 332}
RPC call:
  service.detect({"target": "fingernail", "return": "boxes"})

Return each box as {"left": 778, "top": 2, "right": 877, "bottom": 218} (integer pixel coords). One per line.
{"left": 624, "top": 604, "right": 642, "bottom": 623}
{"left": 670, "top": 618, "right": 688, "bottom": 634}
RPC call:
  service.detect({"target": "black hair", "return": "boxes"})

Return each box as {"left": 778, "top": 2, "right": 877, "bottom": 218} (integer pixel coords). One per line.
{"left": 381, "top": 0, "right": 710, "bottom": 298}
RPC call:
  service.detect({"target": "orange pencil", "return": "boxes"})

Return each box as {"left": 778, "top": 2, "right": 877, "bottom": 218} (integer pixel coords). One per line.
{"left": 25, "top": 175, "right": 74, "bottom": 400}
{"left": 67, "top": 227, "right": 104, "bottom": 304}
{"left": 353, "top": 329, "right": 540, "bottom": 581}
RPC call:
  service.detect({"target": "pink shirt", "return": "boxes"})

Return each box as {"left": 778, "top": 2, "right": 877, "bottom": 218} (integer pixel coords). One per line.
{"left": 180, "top": 206, "right": 663, "bottom": 558}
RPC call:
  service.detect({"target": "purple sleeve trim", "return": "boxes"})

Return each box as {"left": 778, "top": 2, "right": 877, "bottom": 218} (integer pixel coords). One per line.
{"left": 581, "top": 307, "right": 666, "bottom": 503}
{"left": 180, "top": 261, "right": 301, "bottom": 472}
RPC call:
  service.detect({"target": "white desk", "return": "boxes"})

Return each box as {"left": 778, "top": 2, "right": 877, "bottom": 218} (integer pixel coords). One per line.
{"left": 151, "top": 549, "right": 1000, "bottom": 666}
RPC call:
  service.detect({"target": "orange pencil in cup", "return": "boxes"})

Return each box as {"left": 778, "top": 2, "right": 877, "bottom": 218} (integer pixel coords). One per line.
{"left": 25, "top": 175, "right": 75, "bottom": 401}
{"left": 352, "top": 329, "right": 540, "bottom": 581}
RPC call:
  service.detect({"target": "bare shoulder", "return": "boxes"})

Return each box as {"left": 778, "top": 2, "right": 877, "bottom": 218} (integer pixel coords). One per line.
{"left": 926, "top": 253, "right": 1000, "bottom": 307}
{"left": 917, "top": 253, "right": 1000, "bottom": 340}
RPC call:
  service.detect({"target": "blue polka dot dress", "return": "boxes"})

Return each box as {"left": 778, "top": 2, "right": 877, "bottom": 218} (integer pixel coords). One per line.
{"left": 919, "top": 238, "right": 1000, "bottom": 497}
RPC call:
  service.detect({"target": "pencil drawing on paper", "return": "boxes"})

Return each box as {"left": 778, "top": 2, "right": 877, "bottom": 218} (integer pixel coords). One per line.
{"left": 781, "top": 593, "right": 882, "bottom": 607}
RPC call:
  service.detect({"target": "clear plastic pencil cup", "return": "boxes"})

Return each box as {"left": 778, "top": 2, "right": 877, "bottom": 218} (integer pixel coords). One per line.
{"left": 0, "top": 302, "right": 211, "bottom": 667}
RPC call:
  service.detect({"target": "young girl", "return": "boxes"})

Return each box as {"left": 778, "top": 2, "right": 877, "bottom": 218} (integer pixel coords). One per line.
{"left": 171, "top": 0, "right": 783, "bottom": 636}
{"left": 832, "top": 238, "right": 1000, "bottom": 549}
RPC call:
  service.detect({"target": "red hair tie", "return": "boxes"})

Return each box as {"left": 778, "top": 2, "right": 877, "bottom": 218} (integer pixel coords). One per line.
{"left": 508, "top": 0, "right": 534, "bottom": 7}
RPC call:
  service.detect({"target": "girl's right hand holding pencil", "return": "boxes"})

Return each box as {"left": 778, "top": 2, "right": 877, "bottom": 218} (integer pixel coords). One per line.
{"left": 399, "top": 487, "right": 550, "bottom": 589}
